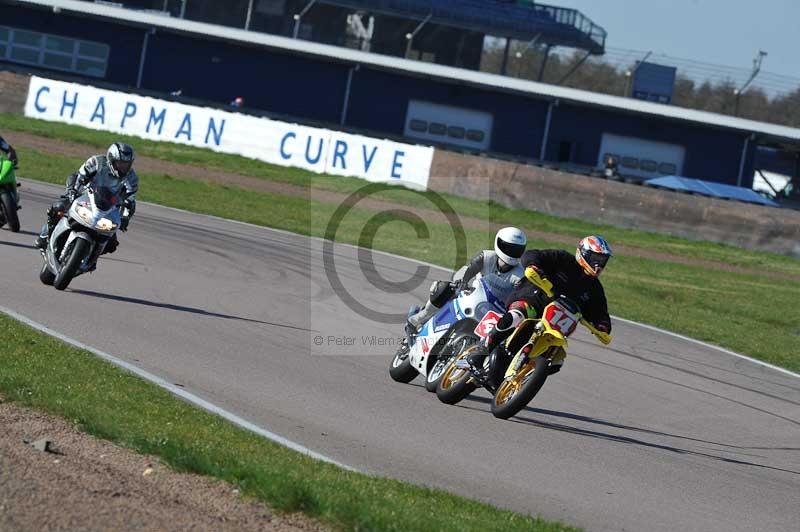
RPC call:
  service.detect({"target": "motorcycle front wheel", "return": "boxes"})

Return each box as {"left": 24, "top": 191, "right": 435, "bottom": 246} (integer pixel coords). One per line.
{"left": 39, "top": 260, "right": 55, "bottom": 286}
{"left": 0, "top": 191, "right": 19, "bottom": 233}
{"left": 425, "top": 333, "right": 474, "bottom": 393}
{"left": 435, "top": 346, "right": 478, "bottom": 405}
{"left": 490, "top": 355, "right": 550, "bottom": 420}
{"left": 389, "top": 341, "right": 417, "bottom": 383}
{"left": 54, "top": 238, "right": 90, "bottom": 291}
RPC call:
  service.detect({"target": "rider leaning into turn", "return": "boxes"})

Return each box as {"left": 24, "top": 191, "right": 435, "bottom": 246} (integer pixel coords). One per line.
{"left": 0, "top": 135, "right": 18, "bottom": 167}
{"left": 406, "top": 227, "right": 528, "bottom": 335}
{"left": 34, "top": 142, "right": 138, "bottom": 254}
{"left": 467, "top": 235, "right": 613, "bottom": 377}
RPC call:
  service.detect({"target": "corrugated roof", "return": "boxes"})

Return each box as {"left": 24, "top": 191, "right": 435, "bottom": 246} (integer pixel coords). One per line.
{"left": 16, "top": 0, "right": 800, "bottom": 143}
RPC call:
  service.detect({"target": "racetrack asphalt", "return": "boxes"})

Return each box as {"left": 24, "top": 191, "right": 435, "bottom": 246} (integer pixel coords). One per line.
{"left": 2, "top": 181, "right": 798, "bottom": 532}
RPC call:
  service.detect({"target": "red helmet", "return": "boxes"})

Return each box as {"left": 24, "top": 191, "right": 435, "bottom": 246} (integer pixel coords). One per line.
{"left": 576, "top": 236, "right": 612, "bottom": 277}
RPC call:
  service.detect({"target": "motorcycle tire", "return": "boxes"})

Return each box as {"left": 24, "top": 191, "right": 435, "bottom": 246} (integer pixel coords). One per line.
{"left": 435, "top": 346, "right": 478, "bottom": 405}
{"left": 389, "top": 342, "right": 417, "bottom": 383}
{"left": 0, "top": 191, "right": 19, "bottom": 233}
{"left": 490, "top": 355, "right": 550, "bottom": 420}
{"left": 39, "top": 260, "right": 55, "bottom": 286}
{"left": 425, "top": 332, "right": 475, "bottom": 393}
{"left": 54, "top": 238, "right": 90, "bottom": 291}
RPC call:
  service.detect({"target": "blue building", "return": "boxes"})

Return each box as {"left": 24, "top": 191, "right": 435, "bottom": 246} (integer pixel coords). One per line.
{"left": 3, "top": 0, "right": 800, "bottom": 189}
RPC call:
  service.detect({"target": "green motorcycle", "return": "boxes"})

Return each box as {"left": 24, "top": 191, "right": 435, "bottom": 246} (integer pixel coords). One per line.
{"left": 0, "top": 153, "right": 20, "bottom": 232}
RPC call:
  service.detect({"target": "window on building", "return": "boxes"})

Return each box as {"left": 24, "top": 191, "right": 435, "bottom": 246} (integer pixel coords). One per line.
{"left": 447, "top": 126, "right": 466, "bottom": 139}
{"left": 621, "top": 156, "right": 639, "bottom": 169}
{"left": 428, "top": 122, "right": 447, "bottom": 135}
{"left": 658, "top": 162, "right": 678, "bottom": 175}
{"left": 466, "top": 129, "right": 485, "bottom": 142}
{"left": 0, "top": 25, "right": 109, "bottom": 78}
{"left": 640, "top": 159, "right": 658, "bottom": 172}
{"left": 409, "top": 119, "right": 428, "bottom": 132}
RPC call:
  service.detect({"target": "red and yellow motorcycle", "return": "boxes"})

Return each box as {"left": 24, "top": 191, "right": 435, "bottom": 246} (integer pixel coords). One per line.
{"left": 436, "top": 268, "right": 612, "bottom": 420}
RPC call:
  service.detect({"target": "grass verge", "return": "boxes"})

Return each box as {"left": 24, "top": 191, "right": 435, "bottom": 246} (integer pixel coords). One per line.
{"left": 0, "top": 312, "right": 575, "bottom": 531}
{"left": 4, "top": 112, "right": 800, "bottom": 276}
{"left": 15, "top": 145, "right": 800, "bottom": 372}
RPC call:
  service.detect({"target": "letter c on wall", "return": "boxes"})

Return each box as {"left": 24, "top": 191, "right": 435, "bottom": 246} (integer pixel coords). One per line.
{"left": 35, "top": 86, "right": 50, "bottom": 113}
{"left": 280, "top": 132, "right": 296, "bottom": 160}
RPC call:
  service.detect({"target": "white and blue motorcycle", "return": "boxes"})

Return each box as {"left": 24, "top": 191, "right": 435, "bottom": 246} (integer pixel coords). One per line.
{"left": 389, "top": 275, "right": 506, "bottom": 392}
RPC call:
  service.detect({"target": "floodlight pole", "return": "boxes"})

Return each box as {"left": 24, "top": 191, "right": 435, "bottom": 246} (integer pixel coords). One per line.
{"left": 405, "top": 13, "right": 433, "bottom": 59}
{"left": 734, "top": 50, "right": 767, "bottom": 116}
{"left": 536, "top": 44, "right": 552, "bottom": 81}
{"left": 556, "top": 50, "right": 591, "bottom": 85}
{"left": 245, "top": 0, "right": 254, "bottom": 30}
{"left": 293, "top": 0, "right": 318, "bottom": 39}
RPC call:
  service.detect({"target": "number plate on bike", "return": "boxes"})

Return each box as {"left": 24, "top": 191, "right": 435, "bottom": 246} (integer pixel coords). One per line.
{"left": 474, "top": 310, "right": 503, "bottom": 338}
{"left": 544, "top": 302, "right": 579, "bottom": 335}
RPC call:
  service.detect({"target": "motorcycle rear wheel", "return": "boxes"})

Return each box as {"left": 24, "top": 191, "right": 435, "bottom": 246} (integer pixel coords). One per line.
{"left": 54, "top": 238, "right": 90, "bottom": 291}
{"left": 0, "top": 191, "right": 19, "bottom": 233}
{"left": 436, "top": 346, "right": 478, "bottom": 405}
{"left": 490, "top": 355, "right": 549, "bottom": 420}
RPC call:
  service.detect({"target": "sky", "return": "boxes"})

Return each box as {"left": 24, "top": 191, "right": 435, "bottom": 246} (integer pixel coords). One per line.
{"left": 558, "top": 0, "right": 800, "bottom": 82}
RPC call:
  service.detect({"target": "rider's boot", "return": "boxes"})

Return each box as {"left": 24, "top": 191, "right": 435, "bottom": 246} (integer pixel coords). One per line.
{"left": 34, "top": 222, "right": 52, "bottom": 250}
{"left": 406, "top": 301, "right": 438, "bottom": 335}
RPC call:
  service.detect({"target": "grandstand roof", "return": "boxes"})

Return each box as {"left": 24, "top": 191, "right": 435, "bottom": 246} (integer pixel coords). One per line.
{"left": 16, "top": 0, "right": 800, "bottom": 145}
{"left": 315, "top": 0, "right": 606, "bottom": 54}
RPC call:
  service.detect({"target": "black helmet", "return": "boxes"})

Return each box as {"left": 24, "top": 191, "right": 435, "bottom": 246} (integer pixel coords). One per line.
{"left": 107, "top": 142, "right": 135, "bottom": 178}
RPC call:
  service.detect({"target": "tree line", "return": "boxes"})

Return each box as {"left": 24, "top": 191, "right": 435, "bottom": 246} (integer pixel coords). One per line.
{"left": 480, "top": 44, "right": 800, "bottom": 129}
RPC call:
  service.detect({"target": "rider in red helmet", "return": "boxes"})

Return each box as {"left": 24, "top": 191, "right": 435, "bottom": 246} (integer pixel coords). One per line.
{"left": 466, "top": 236, "right": 613, "bottom": 385}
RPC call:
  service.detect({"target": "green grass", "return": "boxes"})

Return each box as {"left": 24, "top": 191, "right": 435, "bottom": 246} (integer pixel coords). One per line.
{"left": 0, "top": 313, "right": 574, "bottom": 531}
{"left": 5, "top": 112, "right": 799, "bottom": 276}
{"left": 16, "top": 145, "right": 800, "bottom": 371}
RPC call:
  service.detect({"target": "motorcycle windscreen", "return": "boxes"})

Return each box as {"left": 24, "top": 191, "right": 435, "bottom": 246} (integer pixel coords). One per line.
{"left": 93, "top": 186, "right": 120, "bottom": 211}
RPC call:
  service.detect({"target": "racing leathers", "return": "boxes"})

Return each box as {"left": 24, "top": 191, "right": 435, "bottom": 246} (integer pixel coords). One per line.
{"left": 468, "top": 248, "right": 611, "bottom": 380}
{"left": 35, "top": 155, "right": 139, "bottom": 254}
{"left": 407, "top": 250, "right": 525, "bottom": 333}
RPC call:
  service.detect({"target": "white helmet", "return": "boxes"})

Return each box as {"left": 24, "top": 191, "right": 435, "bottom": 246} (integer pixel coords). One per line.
{"left": 494, "top": 227, "right": 527, "bottom": 266}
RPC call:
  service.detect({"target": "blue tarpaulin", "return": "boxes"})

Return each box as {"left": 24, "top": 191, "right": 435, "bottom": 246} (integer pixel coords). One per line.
{"left": 644, "top": 176, "right": 779, "bottom": 207}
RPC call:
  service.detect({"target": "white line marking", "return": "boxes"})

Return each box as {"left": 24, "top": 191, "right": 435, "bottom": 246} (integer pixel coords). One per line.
{"left": 611, "top": 316, "right": 800, "bottom": 379}
{"left": 0, "top": 304, "right": 356, "bottom": 471}
{"left": 23, "top": 180, "right": 800, "bottom": 381}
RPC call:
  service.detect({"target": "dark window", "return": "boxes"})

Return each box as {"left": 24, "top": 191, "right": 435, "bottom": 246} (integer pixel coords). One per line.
{"left": 640, "top": 159, "right": 658, "bottom": 172}
{"left": 428, "top": 122, "right": 447, "bottom": 135}
{"left": 43, "top": 52, "right": 73, "bottom": 70}
{"left": 558, "top": 141, "right": 573, "bottom": 162}
{"left": 409, "top": 119, "right": 428, "bottom": 132}
{"left": 447, "top": 126, "right": 465, "bottom": 139}
{"left": 466, "top": 129, "right": 485, "bottom": 142}
{"left": 621, "top": 156, "right": 639, "bottom": 169}
{"left": 658, "top": 162, "right": 678, "bottom": 175}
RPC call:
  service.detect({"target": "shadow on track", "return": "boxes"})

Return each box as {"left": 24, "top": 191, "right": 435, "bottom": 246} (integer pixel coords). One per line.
{"left": 71, "top": 289, "right": 314, "bottom": 332}
{"left": 508, "top": 412, "right": 800, "bottom": 475}
{"left": 463, "top": 394, "right": 800, "bottom": 453}
{"left": 0, "top": 240, "right": 35, "bottom": 250}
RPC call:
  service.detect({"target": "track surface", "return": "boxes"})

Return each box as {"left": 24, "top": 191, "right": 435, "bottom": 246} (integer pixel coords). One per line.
{"left": 2, "top": 181, "right": 799, "bottom": 532}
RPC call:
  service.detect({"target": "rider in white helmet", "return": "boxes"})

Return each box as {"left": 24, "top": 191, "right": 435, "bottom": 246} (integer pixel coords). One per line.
{"left": 406, "top": 227, "right": 528, "bottom": 335}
